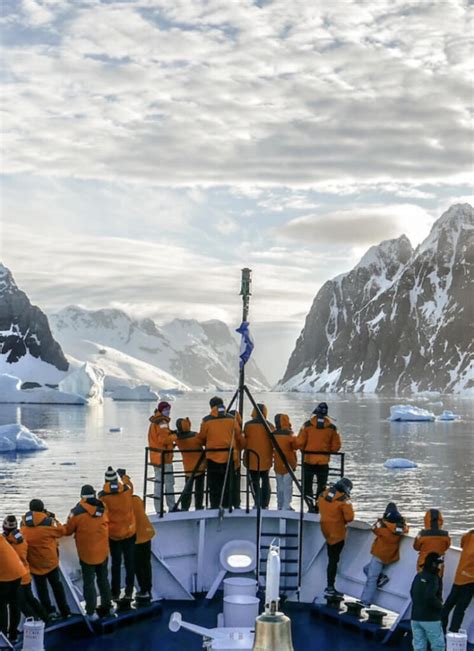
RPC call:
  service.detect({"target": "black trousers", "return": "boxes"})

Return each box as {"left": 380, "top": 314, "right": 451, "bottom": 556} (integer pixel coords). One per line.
{"left": 33, "top": 568, "right": 70, "bottom": 617}
{"left": 80, "top": 559, "right": 112, "bottom": 615}
{"left": 110, "top": 535, "right": 136, "bottom": 598}
{"left": 249, "top": 470, "right": 271, "bottom": 508}
{"left": 207, "top": 459, "right": 235, "bottom": 509}
{"left": 303, "top": 463, "right": 329, "bottom": 503}
{"left": 181, "top": 473, "right": 205, "bottom": 511}
{"left": 442, "top": 582, "right": 474, "bottom": 632}
{"left": 327, "top": 540, "right": 345, "bottom": 588}
{"left": 0, "top": 578, "right": 21, "bottom": 637}
{"left": 135, "top": 541, "right": 152, "bottom": 593}
{"left": 19, "top": 583, "right": 48, "bottom": 621}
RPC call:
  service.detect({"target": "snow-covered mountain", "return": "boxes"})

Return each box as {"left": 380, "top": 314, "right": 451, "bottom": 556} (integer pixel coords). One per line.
{"left": 50, "top": 307, "right": 269, "bottom": 392}
{"left": 279, "top": 204, "right": 473, "bottom": 394}
{"left": 0, "top": 264, "right": 69, "bottom": 384}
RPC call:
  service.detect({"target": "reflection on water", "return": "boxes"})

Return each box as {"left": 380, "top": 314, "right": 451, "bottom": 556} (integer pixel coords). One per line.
{"left": 0, "top": 392, "right": 472, "bottom": 544}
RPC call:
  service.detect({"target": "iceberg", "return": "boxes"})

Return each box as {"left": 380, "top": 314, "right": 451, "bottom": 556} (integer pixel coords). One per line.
{"left": 436, "top": 410, "right": 460, "bottom": 421}
{"left": 59, "top": 362, "right": 104, "bottom": 404}
{"left": 384, "top": 458, "right": 418, "bottom": 469}
{"left": 389, "top": 405, "right": 435, "bottom": 422}
{"left": 0, "top": 424, "right": 48, "bottom": 452}
{"left": 111, "top": 384, "right": 159, "bottom": 402}
{"left": 0, "top": 374, "right": 86, "bottom": 404}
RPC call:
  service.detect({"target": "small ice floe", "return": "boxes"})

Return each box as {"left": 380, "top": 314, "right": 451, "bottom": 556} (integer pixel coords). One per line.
{"left": 109, "top": 427, "right": 123, "bottom": 433}
{"left": 59, "top": 461, "right": 76, "bottom": 466}
{"left": 111, "top": 384, "right": 159, "bottom": 402}
{"left": 0, "top": 424, "right": 47, "bottom": 453}
{"left": 384, "top": 458, "right": 418, "bottom": 469}
{"left": 436, "top": 410, "right": 461, "bottom": 422}
{"left": 389, "top": 405, "right": 435, "bottom": 422}
{"left": 428, "top": 401, "right": 444, "bottom": 409}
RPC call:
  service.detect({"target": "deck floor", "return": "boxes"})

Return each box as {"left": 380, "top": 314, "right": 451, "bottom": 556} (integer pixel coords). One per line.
{"left": 44, "top": 597, "right": 408, "bottom": 651}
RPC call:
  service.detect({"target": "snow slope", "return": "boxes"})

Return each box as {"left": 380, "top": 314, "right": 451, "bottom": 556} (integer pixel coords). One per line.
{"left": 50, "top": 308, "right": 268, "bottom": 392}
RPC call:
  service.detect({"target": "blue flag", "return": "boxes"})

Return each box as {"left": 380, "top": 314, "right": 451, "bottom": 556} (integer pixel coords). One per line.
{"left": 236, "top": 321, "right": 254, "bottom": 369}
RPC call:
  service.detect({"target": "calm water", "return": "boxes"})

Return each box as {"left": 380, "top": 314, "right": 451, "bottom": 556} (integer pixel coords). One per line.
{"left": 0, "top": 392, "right": 472, "bottom": 544}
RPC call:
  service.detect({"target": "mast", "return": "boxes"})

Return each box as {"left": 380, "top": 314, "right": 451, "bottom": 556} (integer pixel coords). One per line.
{"left": 238, "top": 268, "right": 252, "bottom": 420}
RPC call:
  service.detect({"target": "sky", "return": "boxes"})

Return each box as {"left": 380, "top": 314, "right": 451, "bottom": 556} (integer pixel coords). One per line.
{"left": 0, "top": 0, "right": 473, "bottom": 383}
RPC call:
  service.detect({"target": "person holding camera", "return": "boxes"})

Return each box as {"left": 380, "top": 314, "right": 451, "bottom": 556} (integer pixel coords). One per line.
{"left": 98, "top": 468, "right": 136, "bottom": 602}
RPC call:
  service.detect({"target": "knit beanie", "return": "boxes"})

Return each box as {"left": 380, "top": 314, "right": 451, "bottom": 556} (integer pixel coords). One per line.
{"left": 81, "top": 484, "right": 96, "bottom": 499}
{"left": 158, "top": 401, "right": 171, "bottom": 413}
{"left": 105, "top": 467, "right": 118, "bottom": 483}
{"left": 3, "top": 515, "right": 17, "bottom": 531}
{"left": 29, "top": 499, "right": 45, "bottom": 512}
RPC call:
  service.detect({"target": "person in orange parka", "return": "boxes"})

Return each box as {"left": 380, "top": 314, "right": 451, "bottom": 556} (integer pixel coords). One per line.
{"left": 198, "top": 397, "right": 244, "bottom": 509}
{"left": 296, "top": 402, "right": 341, "bottom": 511}
{"left": 21, "top": 499, "right": 70, "bottom": 618}
{"left": 360, "top": 502, "right": 409, "bottom": 607}
{"left": 273, "top": 414, "right": 298, "bottom": 511}
{"left": 98, "top": 468, "right": 136, "bottom": 601}
{"left": 414, "top": 509, "right": 451, "bottom": 576}
{"left": 132, "top": 495, "right": 155, "bottom": 599}
{"left": 0, "top": 528, "right": 26, "bottom": 641}
{"left": 65, "top": 485, "right": 112, "bottom": 619}
{"left": 318, "top": 477, "right": 354, "bottom": 597}
{"left": 442, "top": 529, "right": 474, "bottom": 633}
{"left": 3, "top": 516, "right": 48, "bottom": 625}
{"left": 243, "top": 403, "right": 274, "bottom": 509}
{"left": 175, "top": 417, "right": 206, "bottom": 511}
{"left": 148, "top": 401, "right": 177, "bottom": 514}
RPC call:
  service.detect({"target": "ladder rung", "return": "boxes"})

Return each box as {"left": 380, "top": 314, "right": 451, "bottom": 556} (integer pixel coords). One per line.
{"left": 259, "top": 571, "right": 298, "bottom": 577}
{"left": 261, "top": 545, "right": 298, "bottom": 550}
{"left": 260, "top": 558, "right": 298, "bottom": 564}
{"left": 261, "top": 532, "right": 298, "bottom": 537}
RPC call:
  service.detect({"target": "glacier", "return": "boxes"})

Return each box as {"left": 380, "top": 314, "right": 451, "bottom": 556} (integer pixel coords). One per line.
{"left": 59, "top": 362, "right": 104, "bottom": 404}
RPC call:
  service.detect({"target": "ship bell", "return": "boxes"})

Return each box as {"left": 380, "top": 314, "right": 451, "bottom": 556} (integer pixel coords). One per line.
{"left": 252, "top": 539, "right": 294, "bottom": 651}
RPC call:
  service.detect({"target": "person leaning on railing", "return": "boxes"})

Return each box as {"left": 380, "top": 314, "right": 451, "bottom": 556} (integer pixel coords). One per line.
{"left": 175, "top": 417, "right": 206, "bottom": 511}
{"left": 273, "top": 414, "right": 298, "bottom": 511}
{"left": 242, "top": 403, "right": 274, "bottom": 510}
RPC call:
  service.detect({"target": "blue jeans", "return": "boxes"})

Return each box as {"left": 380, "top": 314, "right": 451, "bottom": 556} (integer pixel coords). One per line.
{"left": 360, "top": 556, "right": 385, "bottom": 605}
{"left": 411, "top": 621, "right": 445, "bottom": 651}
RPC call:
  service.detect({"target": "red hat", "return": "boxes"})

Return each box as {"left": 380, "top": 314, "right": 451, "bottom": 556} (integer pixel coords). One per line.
{"left": 158, "top": 401, "right": 171, "bottom": 413}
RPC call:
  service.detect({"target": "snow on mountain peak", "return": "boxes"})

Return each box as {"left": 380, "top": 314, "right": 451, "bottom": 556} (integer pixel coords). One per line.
{"left": 0, "top": 263, "right": 17, "bottom": 295}
{"left": 354, "top": 234, "right": 413, "bottom": 274}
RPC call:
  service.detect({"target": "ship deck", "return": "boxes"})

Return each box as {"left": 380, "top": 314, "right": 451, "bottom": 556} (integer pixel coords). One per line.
{"left": 44, "top": 596, "right": 406, "bottom": 651}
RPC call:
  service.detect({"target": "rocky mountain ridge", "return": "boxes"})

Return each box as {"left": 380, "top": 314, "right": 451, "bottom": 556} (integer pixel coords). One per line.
{"left": 279, "top": 203, "right": 473, "bottom": 394}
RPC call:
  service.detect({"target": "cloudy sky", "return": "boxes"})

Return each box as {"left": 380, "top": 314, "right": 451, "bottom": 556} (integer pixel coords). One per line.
{"left": 0, "top": 0, "right": 472, "bottom": 382}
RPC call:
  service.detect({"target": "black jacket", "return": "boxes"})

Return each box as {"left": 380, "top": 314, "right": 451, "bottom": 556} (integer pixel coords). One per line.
{"left": 410, "top": 570, "right": 443, "bottom": 621}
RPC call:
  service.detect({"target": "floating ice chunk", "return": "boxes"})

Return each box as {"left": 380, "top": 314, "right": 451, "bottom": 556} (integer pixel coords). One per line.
{"left": 384, "top": 458, "right": 418, "bottom": 469}
{"left": 389, "top": 405, "right": 435, "bottom": 421}
{"left": 59, "top": 363, "right": 104, "bottom": 404}
{"left": 436, "top": 410, "right": 460, "bottom": 421}
{"left": 0, "top": 374, "right": 86, "bottom": 404}
{"left": 111, "top": 384, "right": 159, "bottom": 401}
{"left": 0, "top": 424, "right": 47, "bottom": 452}
{"left": 109, "top": 427, "right": 123, "bottom": 433}
{"left": 428, "top": 401, "right": 444, "bottom": 409}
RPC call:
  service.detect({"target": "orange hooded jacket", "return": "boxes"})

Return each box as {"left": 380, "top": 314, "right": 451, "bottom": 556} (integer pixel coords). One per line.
{"left": 0, "top": 534, "right": 27, "bottom": 582}
{"left": 413, "top": 509, "right": 451, "bottom": 573}
{"left": 371, "top": 517, "right": 409, "bottom": 564}
{"left": 318, "top": 487, "right": 354, "bottom": 545}
{"left": 4, "top": 530, "right": 31, "bottom": 585}
{"left": 21, "top": 511, "right": 65, "bottom": 576}
{"left": 198, "top": 405, "right": 243, "bottom": 465}
{"left": 273, "top": 414, "right": 297, "bottom": 475}
{"left": 148, "top": 411, "right": 176, "bottom": 466}
{"left": 99, "top": 475, "right": 136, "bottom": 541}
{"left": 296, "top": 415, "right": 341, "bottom": 465}
{"left": 454, "top": 530, "right": 474, "bottom": 586}
{"left": 65, "top": 498, "right": 110, "bottom": 565}
{"left": 243, "top": 405, "right": 274, "bottom": 472}
{"left": 132, "top": 496, "right": 156, "bottom": 545}
{"left": 175, "top": 418, "right": 206, "bottom": 476}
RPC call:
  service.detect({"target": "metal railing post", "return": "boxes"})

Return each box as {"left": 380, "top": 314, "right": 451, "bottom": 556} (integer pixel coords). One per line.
{"left": 160, "top": 459, "right": 165, "bottom": 518}
{"left": 143, "top": 447, "right": 149, "bottom": 510}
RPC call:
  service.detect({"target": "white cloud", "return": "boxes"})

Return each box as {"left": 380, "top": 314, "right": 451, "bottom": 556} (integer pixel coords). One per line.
{"left": 1, "top": 0, "right": 472, "bottom": 189}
